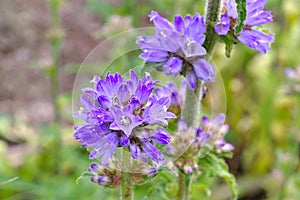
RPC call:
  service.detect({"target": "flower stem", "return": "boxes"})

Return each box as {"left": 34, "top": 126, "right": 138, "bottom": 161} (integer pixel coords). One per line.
{"left": 49, "top": 0, "right": 63, "bottom": 124}
{"left": 120, "top": 171, "right": 133, "bottom": 200}
{"left": 120, "top": 150, "right": 134, "bottom": 200}
{"left": 203, "top": 0, "right": 221, "bottom": 55}
{"left": 48, "top": 0, "right": 64, "bottom": 174}
{"left": 177, "top": 172, "right": 192, "bottom": 200}
{"left": 179, "top": 1, "right": 221, "bottom": 199}
{"left": 182, "top": 80, "right": 205, "bottom": 127}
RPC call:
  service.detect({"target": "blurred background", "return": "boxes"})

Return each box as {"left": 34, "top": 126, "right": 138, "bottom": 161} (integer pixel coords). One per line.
{"left": 0, "top": 0, "right": 299, "bottom": 199}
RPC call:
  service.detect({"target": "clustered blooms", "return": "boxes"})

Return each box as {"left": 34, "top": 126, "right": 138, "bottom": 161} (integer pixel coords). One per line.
{"left": 215, "top": 0, "right": 275, "bottom": 54}
{"left": 88, "top": 162, "right": 121, "bottom": 188}
{"left": 199, "top": 114, "right": 234, "bottom": 153}
{"left": 137, "top": 11, "right": 215, "bottom": 89}
{"left": 166, "top": 114, "right": 233, "bottom": 174}
{"left": 74, "top": 1, "right": 276, "bottom": 187}
{"left": 285, "top": 66, "right": 300, "bottom": 94}
{"left": 74, "top": 70, "right": 176, "bottom": 165}
{"left": 88, "top": 160, "right": 159, "bottom": 187}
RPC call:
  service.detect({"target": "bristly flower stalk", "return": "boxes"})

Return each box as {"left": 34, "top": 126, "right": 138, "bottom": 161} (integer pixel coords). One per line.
{"left": 178, "top": 1, "right": 222, "bottom": 199}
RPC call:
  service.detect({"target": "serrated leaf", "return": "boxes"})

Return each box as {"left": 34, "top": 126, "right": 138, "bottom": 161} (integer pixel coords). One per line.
{"left": 235, "top": 0, "right": 247, "bottom": 34}
{"left": 199, "top": 153, "right": 238, "bottom": 200}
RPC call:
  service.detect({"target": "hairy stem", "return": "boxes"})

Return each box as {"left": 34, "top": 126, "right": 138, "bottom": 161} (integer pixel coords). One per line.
{"left": 177, "top": 172, "right": 192, "bottom": 200}
{"left": 178, "top": 1, "right": 221, "bottom": 199}
{"left": 120, "top": 171, "right": 133, "bottom": 200}
{"left": 203, "top": 0, "right": 221, "bottom": 55}
{"left": 182, "top": 80, "right": 205, "bottom": 127}
{"left": 120, "top": 150, "right": 133, "bottom": 200}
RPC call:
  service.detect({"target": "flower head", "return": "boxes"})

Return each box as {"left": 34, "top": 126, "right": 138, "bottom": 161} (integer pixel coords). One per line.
{"left": 166, "top": 114, "right": 233, "bottom": 174}
{"left": 74, "top": 70, "right": 176, "bottom": 165}
{"left": 137, "top": 11, "right": 215, "bottom": 89}
{"left": 88, "top": 162, "right": 121, "bottom": 188}
{"left": 198, "top": 113, "right": 234, "bottom": 153}
{"left": 215, "top": 0, "right": 275, "bottom": 54}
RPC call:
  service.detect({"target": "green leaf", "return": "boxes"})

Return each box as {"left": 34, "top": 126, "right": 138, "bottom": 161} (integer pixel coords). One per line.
{"left": 199, "top": 153, "right": 238, "bottom": 200}
{"left": 76, "top": 171, "right": 92, "bottom": 184}
{"left": 220, "top": 36, "right": 234, "bottom": 58}
{"left": 220, "top": 34, "right": 239, "bottom": 58}
{"left": 235, "top": 0, "right": 247, "bottom": 34}
{"left": 140, "top": 62, "right": 163, "bottom": 75}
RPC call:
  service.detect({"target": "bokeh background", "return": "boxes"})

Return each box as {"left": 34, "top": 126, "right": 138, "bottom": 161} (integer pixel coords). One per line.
{"left": 0, "top": 0, "right": 299, "bottom": 199}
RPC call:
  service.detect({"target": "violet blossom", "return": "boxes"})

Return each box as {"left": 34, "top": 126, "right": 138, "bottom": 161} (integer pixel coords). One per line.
{"left": 166, "top": 114, "right": 233, "bottom": 174}
{"left": 136, "top": 11, "right": 215, "bottom": 89}
{"left": 74, "top": 70, "right": 176, "bottom": 165}
{"left": 215, "top": 0, "right": 275, "bottom": 54}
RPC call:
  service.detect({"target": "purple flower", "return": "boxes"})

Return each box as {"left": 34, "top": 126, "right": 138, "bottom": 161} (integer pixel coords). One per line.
{"left": 216, "top": 0, "right": 275, "bottom": 54}
{"left": 198, "top": 113, "right": 234, "bottom": 153}
{"left": 74, "top": 70, "right": 176, "bottom": 165}
{"left": 155, "top": 82, "right": 181, "bottom": 106}
{"left": 214, "top": 13, "right": 230, "bottom": 35}
{"left": 137, "top": 11, "right": 215, "bottom": 89}
{"left": 88, "top": 162, "right": 120, "bottom": 188}
{"left": 165, "top": 119, "right": 210, "bottom": 174}
{"left": 166, "top": 114, "right": 234, "bottom": 174}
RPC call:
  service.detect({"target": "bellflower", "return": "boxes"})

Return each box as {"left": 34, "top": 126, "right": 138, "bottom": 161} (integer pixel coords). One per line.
{"left": 166, "top": 114, "right": 233, "bottom": 174}
{"left": 136, "top": 11, "right": 215, "bottom": 89}
{"left": 215, "top": 0, "right": 275, "bottom": 54}
{"left": 74, "top": 70, "right": 176, "bottom": 165}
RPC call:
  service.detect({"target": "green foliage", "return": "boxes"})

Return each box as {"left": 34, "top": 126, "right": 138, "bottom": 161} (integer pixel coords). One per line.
{"left": 220, "top": 34, "right": 239, "bottom": 58}
{"left": 199, "top": 153, "right": 238, "bottom": 200}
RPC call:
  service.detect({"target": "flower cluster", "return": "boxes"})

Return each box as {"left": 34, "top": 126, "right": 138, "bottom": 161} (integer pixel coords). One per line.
{"left": 215, "top": 0, "right": 275, "bottom": 54}
{"left": 88, "top": 162, "right": 121, "bottom": 188}
{"left": 285, "top": 66, "right": 300, "bottom": 94}
{"left": 137, "top": 11, "right": 215, "bottom": 89}
{"left": 166, "top": 114, "right": 233, "bottom": 174}
{"left": 88, "top": 160, "right": 160, "bottom": 187}
{"left": 74, "top": 70, "right": 176, "bottom": 165}
{"left": 199, "top": 114, "right": 234, "bottom": 153}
